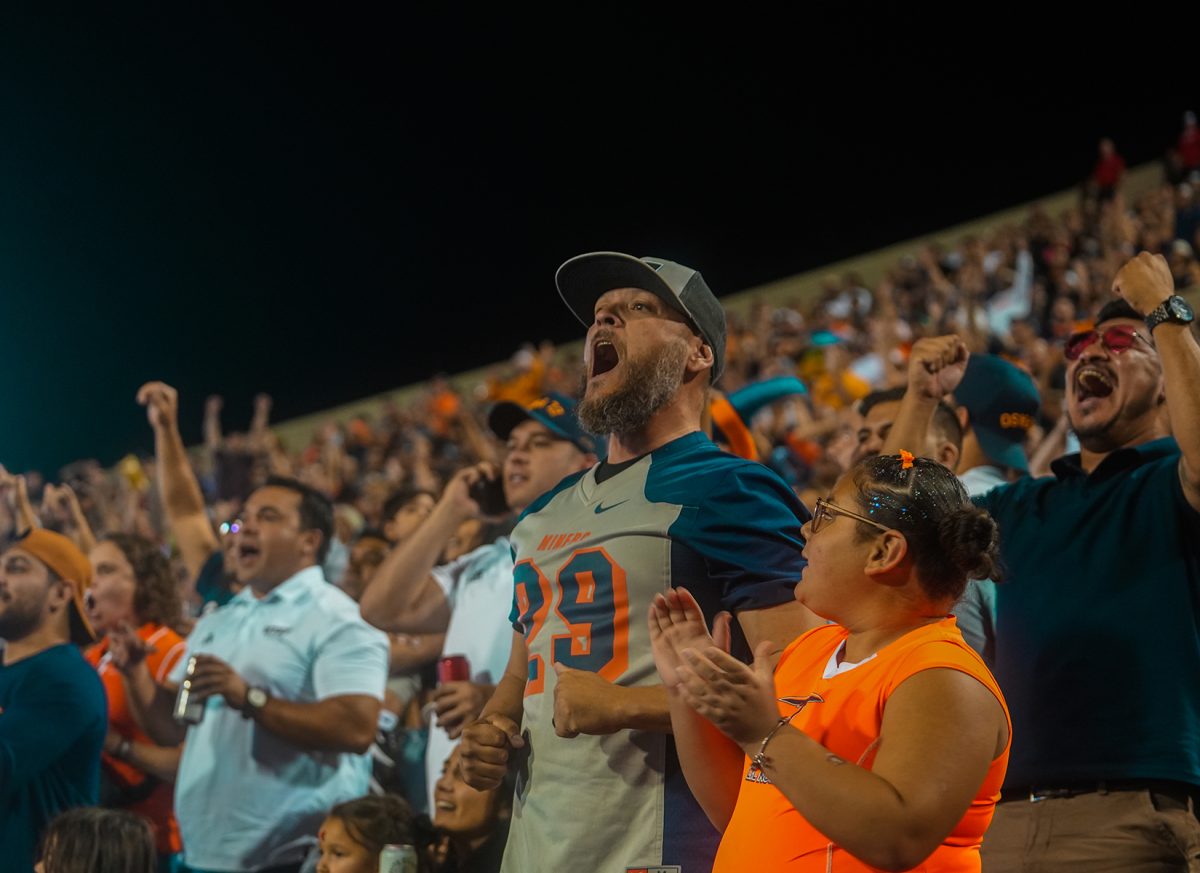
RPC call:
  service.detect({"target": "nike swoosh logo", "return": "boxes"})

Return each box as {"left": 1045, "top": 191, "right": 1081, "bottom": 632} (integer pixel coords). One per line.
{"left": 594, "top": 500, "right": 629, "bottom": 514}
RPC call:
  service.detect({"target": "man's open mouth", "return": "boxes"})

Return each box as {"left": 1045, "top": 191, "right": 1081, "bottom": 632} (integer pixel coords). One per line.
{"left": 1074, "top": 365, "right": 1115, "bottom": 401}
{"left": 591, "top": 340, "right": 619, "bottom": 378}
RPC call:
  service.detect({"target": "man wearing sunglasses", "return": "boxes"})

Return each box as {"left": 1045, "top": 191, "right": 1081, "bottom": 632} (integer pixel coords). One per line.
{"left": 885, "top": 252, "right": 1200, "bottom": 871}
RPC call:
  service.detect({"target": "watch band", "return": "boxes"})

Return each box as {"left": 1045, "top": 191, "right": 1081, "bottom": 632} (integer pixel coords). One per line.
{"left": 242, "top": 686, "right": 269, "bottom": 719}
{"left": 1145, "top": 295, "right": 1195, "bottom": 333}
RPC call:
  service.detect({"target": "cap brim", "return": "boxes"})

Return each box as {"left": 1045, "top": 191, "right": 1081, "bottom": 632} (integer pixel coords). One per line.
{"left": 556, "top": 252, "right": 691, "bottom": 327}
{"left": 487, "top": 402, "right": 532, "bottom": 442}
{"left": 69, "top": 597, "right": 97, "bottom": 648}
{"left": 974, "top": 426, "right": 1029, "bottom": 473}
{"left": 488, "top": 401, "right": 578, "bottom": 446}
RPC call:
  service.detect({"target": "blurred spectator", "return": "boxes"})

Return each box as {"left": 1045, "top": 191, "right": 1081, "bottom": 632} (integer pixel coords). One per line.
{"left": 112, "top": 477, "right": 389, "bottom": 873}
{"left": 381, "top": 488, "right": 437, "bottom": 545}
{"left": 949, "top": 354, "right": 1042, "bottom": 667}
{"left": 430, "top": 748, "right": 509, "bottom": 873}
{"left": 1091, "top": 137, "right": 1126, "bottom": 201}
{"left": 83, "top": 533, "right": 188, "bottom": 868}
{"left": 1180, "top": 110, "right": 1200, "bottom": 172}
{"left": 360, "top": 392, "right": 598, "bottom": 813}
{"left": 853, "top": 387, "right": 962, "bottom": 468}
{"left": 0, "top": 530, "right": 107, "bottom": 873}
{"left": 36, "top": 807, "right": 156, "bottom": 873}
{"left": 311, "top": 794, "right": 437, "bottom": 873}
{"left": 137, "top": 382, "right": 235, "bottom": 616}
{"left": 484, "top": 343, "right": 553, "bottom": 407}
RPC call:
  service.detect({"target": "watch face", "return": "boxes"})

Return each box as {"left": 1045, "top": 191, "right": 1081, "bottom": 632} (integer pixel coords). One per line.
{"left": 1169, "top": 297, "right": 1194, "bottom": 321}
{"left": 247, "top": 688, "right": 268, "bottom": 709}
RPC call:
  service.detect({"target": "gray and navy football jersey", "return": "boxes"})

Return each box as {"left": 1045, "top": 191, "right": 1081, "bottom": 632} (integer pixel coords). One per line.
{"left": 501, "top": 431, "right": 810, "bottom": 872}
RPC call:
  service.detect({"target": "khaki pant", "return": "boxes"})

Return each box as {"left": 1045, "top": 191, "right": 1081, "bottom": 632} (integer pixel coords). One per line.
{"left": 983, "top": 789, "right": 1200, "bottom": 872}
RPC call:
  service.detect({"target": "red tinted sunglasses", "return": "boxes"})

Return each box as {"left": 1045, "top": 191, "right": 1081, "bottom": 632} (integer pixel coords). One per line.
{"left": 1064, "top": 325, "right": 1149, "bottom": 361}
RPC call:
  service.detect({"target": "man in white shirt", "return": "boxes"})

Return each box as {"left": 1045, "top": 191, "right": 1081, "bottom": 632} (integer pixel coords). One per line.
{"left": 112, "top": 476, "right": 388, "bottom": 873}
{"left": 359, "top": 392, "right": 598, "bottom": 811}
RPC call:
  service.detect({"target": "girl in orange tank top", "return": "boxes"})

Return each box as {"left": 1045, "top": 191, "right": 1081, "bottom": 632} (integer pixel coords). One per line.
{"left": 650, "top": 453, "right": 1011, "bottom": 872}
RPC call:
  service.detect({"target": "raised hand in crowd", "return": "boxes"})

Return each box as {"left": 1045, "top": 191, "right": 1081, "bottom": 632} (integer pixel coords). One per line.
{"left": 0, "top": 462, "right": 40, "bottom": 533}
{"left": 137, "top": 381, "right": 220, "bottom": 583}
{"left": 41, "top": 482, "right": 96, "bottom": 553}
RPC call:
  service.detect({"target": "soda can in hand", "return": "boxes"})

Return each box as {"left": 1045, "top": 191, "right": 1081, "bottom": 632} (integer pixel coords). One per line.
{"left": 380, "top": 843, "right": 418, "bottom": 873}
{"left": 437, "top": 654, "right": 470, "bottom": 684}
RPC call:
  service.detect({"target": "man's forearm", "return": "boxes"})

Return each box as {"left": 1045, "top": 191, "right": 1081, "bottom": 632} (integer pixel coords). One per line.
{"left": 124, "top": 667, "right": 187, "bottom": 748}
{"left": 1156, "top": 323, "right": 1200, "bottom": 491}
{"left": 155, "top": 424, "right": 208, "bottom": 519}
{"left": 480, "top": 670, "right": 526, "bottom": 726}
{"left": 359, "top": 501, "right": 461, "bottom": 632}
{"left": 124, "top": 741, "right": 183, "bottom": 783}
{"left": 882, "top": 394, "right": 940, "bottom": 458}
{"left": 251, "top": 695, "right": 381, "bottom": 754}
{"left": 616, "top": 684, "right": 672, "bottom": 732}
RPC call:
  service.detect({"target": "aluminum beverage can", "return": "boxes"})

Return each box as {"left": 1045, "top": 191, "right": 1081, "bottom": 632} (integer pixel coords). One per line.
{"left": 379, "top": 843, "right": 418, "bottom": 873}
{"left": 437, "top": 654, "right": 470, "bottom": 684}
{"left": 172, "top": 656, "right": 206, "bottom": 725}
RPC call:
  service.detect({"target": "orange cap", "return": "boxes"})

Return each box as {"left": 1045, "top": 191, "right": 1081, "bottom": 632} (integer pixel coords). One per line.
{"left": 11, "top": 529, "right": 96, "bottom": 646}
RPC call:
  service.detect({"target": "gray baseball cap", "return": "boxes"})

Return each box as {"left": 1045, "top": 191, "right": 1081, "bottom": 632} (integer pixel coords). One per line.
{"left": 555, "top": 252, "right": 726, "bottom": 382}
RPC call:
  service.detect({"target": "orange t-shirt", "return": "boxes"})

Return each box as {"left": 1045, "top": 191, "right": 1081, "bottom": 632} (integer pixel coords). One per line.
{"left": 714, "top": 618, "right": 1011, "bottom": 873}
{"left": 86, "top": 623, "right": 187, "bottom": 855}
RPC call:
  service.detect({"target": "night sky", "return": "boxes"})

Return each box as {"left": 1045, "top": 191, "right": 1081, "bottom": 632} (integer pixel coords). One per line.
{"left": 0, "top": 9, "right": 1188, "bottom": 472}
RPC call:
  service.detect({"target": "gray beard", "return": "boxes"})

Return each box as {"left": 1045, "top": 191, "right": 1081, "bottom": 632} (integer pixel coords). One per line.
{"left": 577, "top": 341, "right": 687, "bottom": 436}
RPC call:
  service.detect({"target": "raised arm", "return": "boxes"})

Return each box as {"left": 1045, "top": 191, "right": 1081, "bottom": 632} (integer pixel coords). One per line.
{"left": 881, "top": 335, "right": 969, "bottom": 457}
{"left": 359, "top": 464, "right": 495, "bottom": 634}
{"left": 1111, "top": 252, "right": 1200, "bottom": 511}
{"left": 0, "top": 466, "right": 40, "bottom": 534}
{"left": 137, "top": 382, "right": 219, "bottom": 581}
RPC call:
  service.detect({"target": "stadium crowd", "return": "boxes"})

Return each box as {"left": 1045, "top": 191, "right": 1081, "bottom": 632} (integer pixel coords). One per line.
{"left": 2, "top": 114, "right": 1200, "bottom": 873}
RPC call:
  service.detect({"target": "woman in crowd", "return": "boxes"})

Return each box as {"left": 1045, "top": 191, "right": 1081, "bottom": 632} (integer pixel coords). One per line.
{"left": 83, "top": 533, "right": 189, "bottom": 872}
{"left": 314, "top": 794, "right": 438, "bottom": 873}
{"left": 431, "top": 748, "right": 510, "bottom": 873}
{"left": 651, "top": 453, "right": 1010, "bottom": 871}
{"left": 37, "top": 807, "right": 156, "bottom": 873}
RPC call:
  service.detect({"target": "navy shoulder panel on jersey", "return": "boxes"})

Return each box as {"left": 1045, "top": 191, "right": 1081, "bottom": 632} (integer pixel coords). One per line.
{"left": 645, "top": 433, "right": 810, "bottom": 613}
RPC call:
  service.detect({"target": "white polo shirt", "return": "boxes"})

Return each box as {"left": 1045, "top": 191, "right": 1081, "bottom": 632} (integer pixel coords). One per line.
{"left": 425, "top": 537, "right": 515, "bottom": 810}
{"left": 169, "top": 565, "right": 388, "bottom": 871}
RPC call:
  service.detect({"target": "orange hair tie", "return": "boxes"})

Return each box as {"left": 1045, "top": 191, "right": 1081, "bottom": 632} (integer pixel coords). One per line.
{"left": 899, "top": 450, "right": 915, "bottom": 470}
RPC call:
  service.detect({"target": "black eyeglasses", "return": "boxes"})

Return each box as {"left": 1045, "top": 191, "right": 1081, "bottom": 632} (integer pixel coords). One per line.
{"left": 811, "top": 498, "right": 892, "bottom": 535}
{"left": 1064, "top": 325, "right": 1151, "bottom": 361}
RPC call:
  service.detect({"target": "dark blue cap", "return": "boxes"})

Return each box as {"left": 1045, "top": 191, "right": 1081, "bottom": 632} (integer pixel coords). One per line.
{"left": 487, "top": 392, "right": 603, "bottom": 458}
{"left": 953, "top": 355, "right": 1040, "bottom": 473}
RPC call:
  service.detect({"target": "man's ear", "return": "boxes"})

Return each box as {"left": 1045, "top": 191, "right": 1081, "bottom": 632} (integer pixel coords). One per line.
{"left": 299, "top": 528, "right": 324, "bottom": 562}
{"left": 685, "top": 337, "right": 715, "bottom": 378}
{"left": 45, "top": 577, "right": 72, "bottom": 614}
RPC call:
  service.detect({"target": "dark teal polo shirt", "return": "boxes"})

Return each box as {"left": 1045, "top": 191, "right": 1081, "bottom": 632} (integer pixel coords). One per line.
{"left": 976, "top": 437, "right": 1200, "bottom": 788}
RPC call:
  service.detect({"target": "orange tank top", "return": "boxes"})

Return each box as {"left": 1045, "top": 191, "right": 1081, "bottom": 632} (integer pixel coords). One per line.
{"left": 713, "top": 618, "right": 1011, "bottom": 873}
{"left": 87, "top": 623, "right": 188, "bottom": 854}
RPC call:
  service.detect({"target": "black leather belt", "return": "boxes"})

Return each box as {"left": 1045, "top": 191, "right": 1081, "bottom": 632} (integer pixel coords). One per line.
{"left": 1000, "top": 779, "right": 1200, "bottom": 808}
